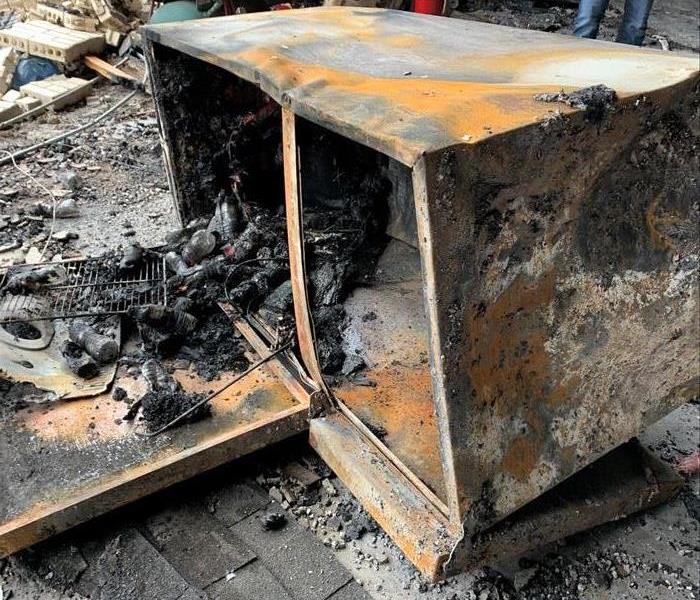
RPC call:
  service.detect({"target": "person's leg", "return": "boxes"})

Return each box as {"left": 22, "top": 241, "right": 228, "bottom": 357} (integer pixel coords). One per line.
{"left": 573, "top": 0, "right": 610, "bottom": 39}
{"left": 616, "top": 0, "right": 654, "bottom": 45}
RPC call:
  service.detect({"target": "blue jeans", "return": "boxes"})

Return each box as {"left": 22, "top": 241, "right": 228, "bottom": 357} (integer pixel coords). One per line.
{"left": 573, "top": 0, "right": 654, "bottom": 45}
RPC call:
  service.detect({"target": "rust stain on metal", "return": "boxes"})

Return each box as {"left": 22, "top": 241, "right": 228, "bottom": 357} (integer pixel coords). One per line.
{"left": 17, "top": 361, "right": 297, "bottom": 443}
{"left": 234, "top": 46, "right": 577, "bottom": 150}
{"left": 467, "top": 269, "right": 574, "bottom": 416}
{"left": 334, "top": 366, "right": 446, "bottom": 500}
{"left": 500, "top": 436, "right": 540, "bottom": 482}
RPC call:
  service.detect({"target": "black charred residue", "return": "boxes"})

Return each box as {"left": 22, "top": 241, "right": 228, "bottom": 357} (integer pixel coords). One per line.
{"left": 151, "top": 50, "right": 392, "bottom": 377}
{"left": 534, "top": 84, "right": 617, "bottom": 124}
{"left": 577, "top": 102, "right": 700, "bottom": 283}
{"left": 150, "top": 44, "right": 282, "bottom": 223}
{"left": 463, "top": 478, "right": 498, "bottom": 540}
{"left": 299, "top": 122, "right": 391, "bottom": 374}
{"left": 472, "top": 181, "right": 506, "bottom": 245}
{"left": 435, "top": 149, "right": 458, "bottom": 224}
{"left": 179, "top": 311, "right": 249, "bottom": 382}
{"left": 141, "top": 387, "right": 209, "bottom": 432}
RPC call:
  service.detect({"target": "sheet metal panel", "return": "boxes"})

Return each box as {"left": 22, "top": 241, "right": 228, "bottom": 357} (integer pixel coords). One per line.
{"left": 143, "top": 7, "right": 698, "bottom": 165}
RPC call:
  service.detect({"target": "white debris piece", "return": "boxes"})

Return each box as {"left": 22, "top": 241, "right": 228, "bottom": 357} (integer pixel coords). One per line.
{"left": 0, "top": 100, "right": 21, "bottom": 123}
{"left": 90, "top": 0, "right": 130, "bottom": 33}
{"left": 15, "top": 95, "right": 42, "bottom": 112}
{"left": 21, "top": 75, "right": 93, "bottom": 110}
{"left": 0, "top": 20, "right": 105, "bottom": 63}
{"left": 1, "top": 89, "right": 22, "bottom": 103}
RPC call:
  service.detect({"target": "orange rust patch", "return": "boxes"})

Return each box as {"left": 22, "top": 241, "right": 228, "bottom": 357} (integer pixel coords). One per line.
{"left": 500, "top": 436, "right": 540, "bottom": 481}
{"left": 16, "top": 376, "right": 146, "bottom": 442}
{"left": 334, "top": 365, "right": 447, "bottom": 501}
{"left": 17, "top": 364, "right": 296, "bottom": 443}
{"left": 230, "top": 46, "right": 579, "bottom": 151}
{"left": 467, "top": 269, "right": 573, "bottom": 415}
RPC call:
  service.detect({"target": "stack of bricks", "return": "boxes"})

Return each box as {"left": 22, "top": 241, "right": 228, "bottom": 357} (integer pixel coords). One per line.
{"left": 0, "top": 20, "right": 106, "bottom": 63}
{"left": 0, "top": 0, "right": 140, "bottom": 67}
{"left": 0, "top": 74, "right": 92, "bottom": 123}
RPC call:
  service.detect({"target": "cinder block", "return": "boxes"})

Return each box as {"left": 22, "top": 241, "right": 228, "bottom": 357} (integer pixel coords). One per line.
{"left": 0, "top": 20, "right": 105, "bottom": 62}
{"left": 89, "top": 0, "right": 129, "bottom": 33}
{"left": 2, "top": 89, "right": 22, "bottom": 103}
{"left": 32, "top": 4, "right": 99, "bottom": 32}
{"left": 20, "top": 75, "right": 92, "bottom": 109}
{"left": 104, "top": 28, "right": 122, "bottom": 46}
{"left": 0, "top": 46, "right": 19, "bottom": 95}
{"left": 0, "top": 100, "right": 21, "bottom": 122}
{"left": 16, "top": 95, "right": 42, "bottom": 112}
{"left": 0, "top": 46, "right": 19, "bottom": 67}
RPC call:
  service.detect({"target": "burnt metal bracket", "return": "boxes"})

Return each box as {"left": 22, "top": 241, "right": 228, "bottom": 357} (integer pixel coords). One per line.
{"left": 281, "top": 106, "right": 334, "bottom": 411}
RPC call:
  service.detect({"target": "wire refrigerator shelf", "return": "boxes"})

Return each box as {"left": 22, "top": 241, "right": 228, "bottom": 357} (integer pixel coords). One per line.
{"left": 0, "top": 255, "right": 168, "bottom": 324}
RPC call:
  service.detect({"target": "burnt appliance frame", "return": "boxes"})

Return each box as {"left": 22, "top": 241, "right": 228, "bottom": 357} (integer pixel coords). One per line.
{"left": 143, "top": 7, "right": 699, "bottom": 579}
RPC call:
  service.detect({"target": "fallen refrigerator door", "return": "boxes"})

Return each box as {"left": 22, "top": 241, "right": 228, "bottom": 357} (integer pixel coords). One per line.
{"left": 0, "top": 313, "right": 311, "bottom": 557}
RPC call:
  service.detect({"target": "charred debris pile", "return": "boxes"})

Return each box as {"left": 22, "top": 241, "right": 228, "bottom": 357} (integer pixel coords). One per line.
{"left": 0, "top": 102, "right": 392, "bottom": 432}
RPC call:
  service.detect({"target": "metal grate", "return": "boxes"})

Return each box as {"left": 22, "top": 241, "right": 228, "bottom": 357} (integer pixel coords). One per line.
{"left": 0, "top": 255, "right": 168, "bottom": 324}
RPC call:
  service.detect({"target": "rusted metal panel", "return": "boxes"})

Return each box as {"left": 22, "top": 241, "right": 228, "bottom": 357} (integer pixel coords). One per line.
{"left": 309, "top": 412, "right": 456, "bottom": 580}
{"left": 143, "top": 8, "right": 698, "bottom": 166}
{"left": 0, "top": 345, "right": 309, "bottom": 557}
{"left": 417, "top": 83, "right": 700, "bottom": 536}
{"left": 446, "top": 440, "right": 683, "bottom": 573}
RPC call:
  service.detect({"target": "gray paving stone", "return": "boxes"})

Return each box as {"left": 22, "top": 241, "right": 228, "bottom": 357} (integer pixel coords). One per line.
{"left": 230, "top": 511, "right": 352, "bottom": 599}
{"left": 177, "top": 588, "right": 209, "bottom": 600}
{"left": 90, "top": 527, "right": 193, "bottom": 600}
{"left": 144, "top": 504, "right": 255, "bottom": 588}
{"left": 230, "top": 508, "right": 302, "bottom": 556}
{"left": 205, "top": 480, "right": 270, "bottom": 527}
{"left": 205, "top": 558, "right": 294, "bottom": 600}
{"left": 264, "top": 530, "right": 352, "bottom": 600}
{"left": 328, "top": 580, "right": 374, "bottom": 600}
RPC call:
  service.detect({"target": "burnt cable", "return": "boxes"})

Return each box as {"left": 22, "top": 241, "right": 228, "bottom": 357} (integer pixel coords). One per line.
{"left": 139, "top": 340, "right": 293, "bottom": 437}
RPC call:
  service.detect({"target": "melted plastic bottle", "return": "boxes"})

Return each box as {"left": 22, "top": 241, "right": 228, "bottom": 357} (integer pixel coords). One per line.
{"left": 69, "top": 321, "right": 119, "bottom": 364}
{"left": 182, "top": 230, "right": 216, "bottom": 266}
{"left": 207, "top": 193, "right": 241, "bottom": 244}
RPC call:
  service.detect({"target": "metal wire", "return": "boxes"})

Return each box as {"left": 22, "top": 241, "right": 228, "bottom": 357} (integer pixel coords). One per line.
{"left": 0, "top": 255, "right": 167, "bottom": 324}
{"left": 139, "top": 340, "right": 293, "bottom": 437}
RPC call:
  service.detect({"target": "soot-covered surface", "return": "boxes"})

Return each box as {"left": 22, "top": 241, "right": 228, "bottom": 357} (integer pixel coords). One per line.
{"left": 150, "top": 46, "right": 393, "bottom": 379}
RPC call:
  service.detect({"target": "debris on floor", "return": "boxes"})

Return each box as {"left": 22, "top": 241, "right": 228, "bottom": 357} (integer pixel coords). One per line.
{"left": 0, "top": 0, "right": 148, "bottom": 126}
